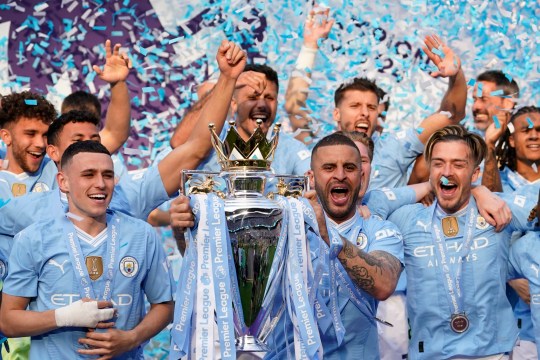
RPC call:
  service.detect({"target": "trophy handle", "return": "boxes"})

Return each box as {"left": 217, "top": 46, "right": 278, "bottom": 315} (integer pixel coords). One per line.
{"left": 181, "top": 170, "right": 224, "bottom": 197}
{"left": 267, "top": 175, "right": 309, "bottom": 199}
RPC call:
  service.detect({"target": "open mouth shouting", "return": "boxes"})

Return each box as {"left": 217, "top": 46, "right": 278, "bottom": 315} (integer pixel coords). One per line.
{"left": 329, "top": 183, "right": 351, "bottom": 207}
{"left": 354, "top": 121, "right": 370, "bottom": 133}
{"left": 439, "top": 176, "right": 458, "bottom": 198}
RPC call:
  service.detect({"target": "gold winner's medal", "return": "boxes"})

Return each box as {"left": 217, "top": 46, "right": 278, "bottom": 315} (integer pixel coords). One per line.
{"left": 441, "top": 216, "right": 459, "bottom": 237}
{"left": 451, "top": 313, "right": 469, "bottom": 333}
{"left": 11, "top": 183, "right": 26, "bottom": 197}
{"left": 86, "top": 256, "right": 103, "bottom": 281}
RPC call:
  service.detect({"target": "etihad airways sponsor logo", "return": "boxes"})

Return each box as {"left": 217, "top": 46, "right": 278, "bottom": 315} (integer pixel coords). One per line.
{"left": 411, "top": 237, "right": 490, "bottom": 268}
{"left": 51, "top": 293, "right": 133, "bottom": 306}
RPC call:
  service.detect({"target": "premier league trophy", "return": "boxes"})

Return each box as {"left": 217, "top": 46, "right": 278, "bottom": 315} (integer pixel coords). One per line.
{"left": 171, "top": 120, "right": 319, "bottom": 360}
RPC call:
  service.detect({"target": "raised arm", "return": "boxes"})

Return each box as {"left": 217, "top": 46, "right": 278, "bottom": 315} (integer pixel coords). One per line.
{"left": 284, "top": 5, "right": 334, "bottom": 143}
{"left": 169, "top": 89, "right": 213, "bottom": 149}
{"left": 305, "top": 190, "right": 402, "bottom": 300}
{"left": 481, "top": 119, "right": 507, "bottom": 192}
{"left": 93, "top": 40, "right": 132, "bottom": 154}
{"left": 416, "top": 35, "right": 467, "bottom": 144}
{"left": 157, "top": 40, "right": 246, "bottom": 196}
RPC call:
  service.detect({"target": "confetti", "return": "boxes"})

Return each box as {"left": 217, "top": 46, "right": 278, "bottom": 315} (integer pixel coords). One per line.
{"left": 440, "top": 176, "right": 449, "bottom": 185}
{"left": 24, "top": 99, "right": 37, "bottom": 105}
{"left": 533, "top": 163, "right": 538, "bottom": 173}
{"left": 493, "top": 115, "right": 501, "bottom": 129}
{"left": 527, "top": 117, "right": 534, "bottom": 129}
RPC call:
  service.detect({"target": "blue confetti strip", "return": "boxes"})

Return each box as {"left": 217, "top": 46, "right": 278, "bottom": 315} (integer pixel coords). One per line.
{"left": 527, "top": 117, "right": 534, "bottom": 129}
{"left": 493, "top": 115, "right": 501, "bottom": 129}
{"left": 24, "top": 99, "right": 37, "bottom": 105}
{"left": 440, "top": 176, "right": 449, "bottom": 185}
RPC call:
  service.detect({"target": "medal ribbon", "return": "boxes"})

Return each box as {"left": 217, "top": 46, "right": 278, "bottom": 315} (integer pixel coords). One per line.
{"left": 431, "top": 199, "right": 477, "bottom": 316}
{"left": 62, "top": 212, "right": 119, "bottom": 302}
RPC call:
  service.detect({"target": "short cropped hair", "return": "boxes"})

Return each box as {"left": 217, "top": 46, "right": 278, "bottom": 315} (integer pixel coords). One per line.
{"left": 311, "top": 132, "right": 360, "bottom": 168}
{"left": 336, "top": 131, "right": 374, "bottom": 161}
{"left": 1, "top": 91, "right": 56, "bottom": 128}
{"left": 334, "top": 77, "right": 380, "bottom": 107}
{"left": 477, "top": 70, "right": 520, "bottom": 98}
{"left": 425, "top": 125, "right": 486, "bottom": 168}
{"left": 244, "top": 64, "right": 279, "bottom": 90}
{"left": 47, "top": 110, "right": 100, "bottom": 146}
{"left": 61, "top": 140, "right": 110, "bottom": 169}
{"left": 62, "top": 90, "right": 102, "bottom": 118}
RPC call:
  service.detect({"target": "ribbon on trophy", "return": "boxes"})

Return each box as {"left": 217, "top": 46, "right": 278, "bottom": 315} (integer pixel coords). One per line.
{"left": 170, "top": 195, "right": 203, "bottom": 358}
{"left": 171, "top": 194, "right": 236, "bottom": 359}
{"left": 284, "top": 197, "right": 322, "bottom": 359}
{"left": 298, "top": 198, "right": 334, "bottom": 335}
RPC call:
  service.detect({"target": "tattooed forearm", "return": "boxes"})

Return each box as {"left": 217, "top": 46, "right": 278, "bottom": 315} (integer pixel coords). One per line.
{"left": 337, "top": 237, "right": 402, "bottom": 299}
{"left": 481, "top": 148, "right": 503, "bottom": 192}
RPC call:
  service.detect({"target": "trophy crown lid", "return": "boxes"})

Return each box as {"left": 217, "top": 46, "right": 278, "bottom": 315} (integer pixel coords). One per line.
{"left": 209, "top": 120, "right": 280, "bottom": 171}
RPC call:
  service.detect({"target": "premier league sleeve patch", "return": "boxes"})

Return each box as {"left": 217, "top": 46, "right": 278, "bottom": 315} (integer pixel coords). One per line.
{"left": 120, "top": 256, "right": 139, "bottom": 278}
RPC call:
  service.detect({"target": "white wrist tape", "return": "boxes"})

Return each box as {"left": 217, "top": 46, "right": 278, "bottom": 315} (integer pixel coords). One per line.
{"left": 295, "top": 46, "right": 318, "bottom": 71}
{"left": 55, "top": 300, "right": 115, "bottom": 328}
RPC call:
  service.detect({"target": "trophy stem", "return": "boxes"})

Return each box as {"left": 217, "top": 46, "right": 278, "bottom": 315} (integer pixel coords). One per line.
{"left": 236, "top": 335, "right": 269, "bottom": 359}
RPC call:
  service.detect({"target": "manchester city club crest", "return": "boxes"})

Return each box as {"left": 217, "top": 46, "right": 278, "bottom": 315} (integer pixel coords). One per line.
{"left": 356, "top": 232, "right": 368, "bottom": 249}
{"left": 32, "top": 182, "right": 50, "bottom": 193}
{"left": 0, "top": 259, "right": 6, "bottom": 280}
{"left": 476, "top": 215, "right": 489, "bottom": 230}
{"left": 120, "top": 256, "right": 139, "bottom": 278}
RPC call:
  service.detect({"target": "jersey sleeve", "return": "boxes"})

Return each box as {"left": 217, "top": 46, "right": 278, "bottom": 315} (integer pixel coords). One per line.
{"left": 508, "top": 232, "right": 532, "bottom": 280}
{"left": 3, "top": 229, "right": 38, "bottom": 298}
{"left": 114, "top": 165, "right": 172, "bottom": 221}
{"left": 499, "top": 192, "right": 537, "bottom": 232}
{"left": 363, "top": 186, "right": 417, "bottom": 220}
{"left": 364, "top": 217, "right": 404, "bottom": 264}
{"left": 388, "top": 203, "right": 422, "bottom": 234}
{"left": 369, "top": 129, "right": 424, "bottom": 190}
{"left": 141, "top": 227, "right": 174, "bottom": 304}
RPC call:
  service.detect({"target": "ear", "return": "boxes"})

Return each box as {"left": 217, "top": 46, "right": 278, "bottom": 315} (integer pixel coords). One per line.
{"left": 508, "top": 133, "right": 515, "bottom": 149}
{"left": 230, "top": 96, "right": 238, "bottom": 116}
{"left": 57, "top": 171, "right": 69, "bottom": 194}
{"left": 502, "top": 98, "right": 515, "bottom": 112}
{"left": 471, "top": 166, "right": 481, "bottom": 183}
{"left": 306, "top": 169, "right": 315, "bottom": 190}
{"left": 333, "top": 108, "right": 341, "bottom": 130}
{"left": 47, "top": 144, "right": 61, "bottom": 164}
{"left": 0, "top": 128, "right": 12, "bottom": 146}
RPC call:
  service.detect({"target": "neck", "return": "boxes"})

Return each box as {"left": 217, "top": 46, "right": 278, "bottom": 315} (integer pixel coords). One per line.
{"left": 438, "top": 198, "right": 470, "bottom": 215}
{"left": 515, "top": 159, "right": 540, "bottom": 182}
{"left": 68, "top": 212, "right": 107, "bottom": 236}
{"left": 5, "top": 152, "right": 24, "bottom": 174}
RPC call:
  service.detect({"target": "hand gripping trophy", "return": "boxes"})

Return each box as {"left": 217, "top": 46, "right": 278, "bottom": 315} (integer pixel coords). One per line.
{"left": 171, "top": 120, "right": 323, "bottom": 359}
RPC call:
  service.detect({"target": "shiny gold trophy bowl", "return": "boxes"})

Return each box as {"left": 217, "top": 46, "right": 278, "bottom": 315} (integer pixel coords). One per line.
{"left": 183, "top": 120, "right": 306, "bottom": 358}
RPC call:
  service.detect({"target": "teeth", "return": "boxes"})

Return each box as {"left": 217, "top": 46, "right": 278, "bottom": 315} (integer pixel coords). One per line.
{"left": 89, "top": 194, "right": 106, "bottom": 200}
{"left": 29, "top": 152, "right": 42, "bottom": 156}
{"left": 355, "top": 123, "right": 369, "bottom": 129}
